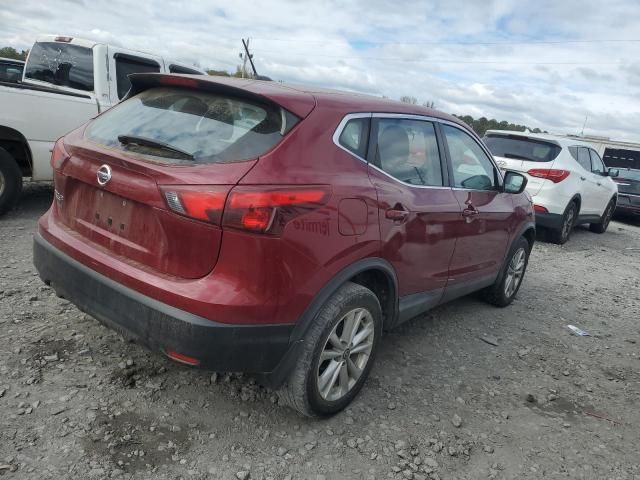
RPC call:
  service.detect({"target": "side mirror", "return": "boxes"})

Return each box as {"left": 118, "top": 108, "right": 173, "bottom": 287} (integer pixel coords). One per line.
{"left": 608, "top": 168, "right": 619, "bottom": 178}
{"left": 503, "top": 171, "right": 528, "bottom": 194}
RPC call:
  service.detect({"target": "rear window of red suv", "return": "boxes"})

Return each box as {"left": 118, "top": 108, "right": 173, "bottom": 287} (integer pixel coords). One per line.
{"left": 86, "top": 87, "right": 299, "bottom": 164}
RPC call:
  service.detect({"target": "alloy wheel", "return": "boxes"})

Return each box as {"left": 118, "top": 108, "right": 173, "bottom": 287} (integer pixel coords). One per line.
{"left": 0, "top": 170, "right": 5, "bottom": 197}
{"left": 316, "top": 307, "right": 375, "bottom": 402}
{"left": 504, "top": 247, "right": 526, "bottom": 298}
{"left": 603, "top": 203, "right": 613, "bottom": 229}
{"left": 561, "top": 206, "right": 575, "bottom": 241}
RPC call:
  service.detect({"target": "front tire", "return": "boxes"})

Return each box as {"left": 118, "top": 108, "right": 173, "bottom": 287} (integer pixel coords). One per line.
{"left": 483, "top": 236, "right": 531, "bottom": 307}
{"left": 278, "top": 282, "right": 382, "bottom": 417}
{"left": 589, "top": 199, "right": 615, "bottom": 234}
{"left": 0, "top": 147, "right": 23, "bottom": 216}
{"left": 549, "top": 201, "right": 577, "bottom": 245}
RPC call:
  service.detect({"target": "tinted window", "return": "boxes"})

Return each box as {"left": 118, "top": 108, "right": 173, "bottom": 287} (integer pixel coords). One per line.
{"left": 484, "top": 134, "right": 561, "bottom": 162}
{"left": 603, "top": 147, "right": 640, "bottom": 170}
{"left": 24, "top": 42, "right": 94, "bottom": 91}
{"left": 589, "top": 149, "right": 605, "bottom": 174}
{"left": 86, "top": 87, "right": 299, "bottom": 164}
{"left": 338, "top": 117, "right": 370, "bottom": 158}
{"left": 444, "top": 125, "right": 496, "bottom": 190}
{"left": 115, "top": 55, "right": 161, "bottom": 99}
{"left": 575, "top": 147, "right": 592, "bottom": 171}
{"left": 374, "top": 118, "right": 443, "bottom": 187}
{"left": 169, "top": 64, "right": 202, "bottom": 74}
{"left": 0, "top": 63, "right": 23, "bottom": 83}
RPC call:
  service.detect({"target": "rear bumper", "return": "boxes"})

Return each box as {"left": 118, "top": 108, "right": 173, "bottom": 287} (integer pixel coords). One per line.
{"left": 534, "top": 211, "right": 564, "bottom": 230}
{"left": 33, "top": 233, "right": 294, "bottom": 374}
{"left": 616, "top": 193, "right": 640, "bottom": 214}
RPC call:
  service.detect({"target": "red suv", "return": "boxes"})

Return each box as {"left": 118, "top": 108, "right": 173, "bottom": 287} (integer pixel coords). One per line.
{"left": 34, "top": 74, "right": 534, "bottom": 416}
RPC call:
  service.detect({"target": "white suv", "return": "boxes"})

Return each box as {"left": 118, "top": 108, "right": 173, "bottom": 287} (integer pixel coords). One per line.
{"left": 484, "top": 131, "right": 619, "bottom": 244}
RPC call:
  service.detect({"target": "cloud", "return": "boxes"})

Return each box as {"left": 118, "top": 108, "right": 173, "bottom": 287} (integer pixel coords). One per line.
{"left": 1, "top": 0, "right": 639, "bottom": 141}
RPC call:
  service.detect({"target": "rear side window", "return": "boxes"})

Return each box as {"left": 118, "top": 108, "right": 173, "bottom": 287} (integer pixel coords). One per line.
{"left": 115, "top": 54, "right": 161, "bottom": 99}
{"left": 86, "top": 87, "right": 299, "bottom": 164}
{"left": 484, "top": 134, "right": 561, "bottom": 163}
{"left": 374, "top": 118, "right": 443, "bottom": 187}
{"left": 24, "top": 42, "right": 94, "bottom": 91}
{"left": 338, "top": 117, "right": 370, "bottom": 158}
{"left": 574, "top": 147, "right": 592, "bottom": 171}
{"left": 169, "top": 64, "right": 202, "bottom": 75}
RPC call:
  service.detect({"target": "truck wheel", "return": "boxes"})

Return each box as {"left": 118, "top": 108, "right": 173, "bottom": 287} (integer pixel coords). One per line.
{"left": 482, "top": 236, "right": 531, "bottom": 307}
{"left": 278, "top": 282, "right": 382, "bottom": 417}
{"left": 0, "top": 147, "right": 23, "bottom": 216}
{"left": 549, "top": 201, "right": 577, "bottom": 245}
{"left": 589, "top": 199, "right": 615, "bottom": 234}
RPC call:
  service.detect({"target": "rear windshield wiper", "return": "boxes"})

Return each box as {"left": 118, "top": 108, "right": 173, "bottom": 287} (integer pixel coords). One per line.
{"left": 502, "top": 153, "right": 535, "bottom": 161}
{"left": 117, "top": 135, "right": 194, "bottom": 161}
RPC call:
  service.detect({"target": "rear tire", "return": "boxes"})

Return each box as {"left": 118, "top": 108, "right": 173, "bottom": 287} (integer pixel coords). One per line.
{"left": 589, "top": 199, "right": 615, "bottom": 234}
{"left": 278, "top": 282, "right": 382, "bottom": 417}
{"left": 0, "top": 147, "right": 23, "bottom": 216}
{"left": 483, "top": 236, "right": 531, "bottom": 307}
{"left": 549, "top": 201, "right": 577, "bottom": 245}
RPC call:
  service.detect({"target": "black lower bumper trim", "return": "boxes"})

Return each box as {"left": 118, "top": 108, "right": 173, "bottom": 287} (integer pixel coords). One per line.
{"left": 535, "top": 211, "right": 564, "bottom": 230}
{"left": 33, "top": 233, "right": 294, "bottom": 373}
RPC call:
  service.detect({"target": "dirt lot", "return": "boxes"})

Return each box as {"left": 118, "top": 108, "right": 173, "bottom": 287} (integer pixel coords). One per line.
{"left": 1, "top": 183, "right": 639, "bottom": 480}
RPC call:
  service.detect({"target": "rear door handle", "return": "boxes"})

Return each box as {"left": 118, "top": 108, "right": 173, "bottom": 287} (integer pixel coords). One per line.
{"left": 580, "top": 176, "right": 586, "bottom": 181}
{"left": 597, "top": 182, "right": 602, "bottom": 186}
{"left": 386, "top": 207, "right": 410, "bottom": 222}
{"left": 462, "top": 207, "right": 479, "bottom": 217}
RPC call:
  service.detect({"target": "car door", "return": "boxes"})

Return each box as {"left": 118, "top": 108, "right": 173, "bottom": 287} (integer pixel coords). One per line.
{"left": 588, "top": 149, "right": 614, "bottom": 214}
{"left": 574, "top": 146, "right": 600, "bottom": 214}
{"left": 367, "top": 115, "right": 460, "bottom": 315}
{"left": 440, "top": 124, "right": 512, "bottom": 301}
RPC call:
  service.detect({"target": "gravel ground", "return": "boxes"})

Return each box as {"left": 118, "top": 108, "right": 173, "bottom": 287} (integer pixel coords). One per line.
{"left": 1, "top": 183, "right": 639, "bottom": 480}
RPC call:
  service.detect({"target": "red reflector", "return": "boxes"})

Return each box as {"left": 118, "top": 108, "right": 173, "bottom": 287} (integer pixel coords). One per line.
{"left": 165, "top": 350, "right": 200, "bottom": 366}
{"left": 51, "top": 137, "right": 70, "bottom": 170}
{"left": 241, "top": 207, "right": 275, "bottom": 231}
{"left": 527, "top": 169, "right": 570, "bottom": 183}
{"left": 160, "top": 76, "right": 200, "bottom": 88}
{"left": 533, "top": 204, "right": 548, "bottom": 213}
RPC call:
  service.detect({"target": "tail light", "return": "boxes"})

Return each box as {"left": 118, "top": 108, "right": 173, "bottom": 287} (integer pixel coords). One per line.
{"left": 527, "top": 169, "right": 570, "bottom": 183}
{"left": 160, "top": 186, "right": 228, "bottom": 224}
{"left": 160, "top": 185, "right": 331, "bottom": 235}
{"left": 223, "top": 186, "right": 331, "bottom": 234}
{"left": 533, "top": 204, "right": 548, "bottom": 213}
{"left": 51, "top": 138, "right": 70, "bottom": 170}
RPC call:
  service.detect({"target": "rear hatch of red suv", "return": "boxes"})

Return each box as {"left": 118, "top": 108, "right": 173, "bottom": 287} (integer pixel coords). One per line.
{"left": 50, "top": 76, "right": 308, "bottom": 279}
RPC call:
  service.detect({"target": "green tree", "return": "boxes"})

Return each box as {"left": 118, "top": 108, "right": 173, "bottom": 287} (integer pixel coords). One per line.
{"left": 0, "top": 46, "right": 28, "bottom": 61}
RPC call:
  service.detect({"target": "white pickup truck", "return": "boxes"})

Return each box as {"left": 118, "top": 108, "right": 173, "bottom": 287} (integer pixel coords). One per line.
{"left": 0, "top": 35, "right": 205, "bottom": 214}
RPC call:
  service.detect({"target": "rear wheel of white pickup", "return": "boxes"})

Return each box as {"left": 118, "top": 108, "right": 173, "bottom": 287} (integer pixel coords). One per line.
{"left": 0, "top": 147, "right": 23, "bottom": 216}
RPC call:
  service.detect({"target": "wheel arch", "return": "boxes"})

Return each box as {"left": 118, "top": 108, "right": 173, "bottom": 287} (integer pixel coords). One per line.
{"left": 569, "top": 193, "right": 581, "bottom": 213}
{"left": 0, "top": 126, "right": 32, "bottom": 177}
{"left": 266, "top": 257, "right": 398, "bottom": 389}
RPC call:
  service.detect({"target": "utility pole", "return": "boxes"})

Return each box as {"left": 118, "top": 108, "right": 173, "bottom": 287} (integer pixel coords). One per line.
{"left": 242, "top": 38, "right": 258, "bottom": 78}
{"left": 240, "top": 38, "right": 249, "bottom": 78}
{"left": 580, "top": 115, "right": 588, "bottom": 136}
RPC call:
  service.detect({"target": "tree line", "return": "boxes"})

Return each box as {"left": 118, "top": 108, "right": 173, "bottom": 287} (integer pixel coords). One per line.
{"left": 0, "top": 46, "right": 28, "bottom": 61}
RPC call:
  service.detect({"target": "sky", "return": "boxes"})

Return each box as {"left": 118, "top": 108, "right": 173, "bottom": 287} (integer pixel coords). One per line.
{"left": 1, "top": 0, "right": 639, "bottom": 141}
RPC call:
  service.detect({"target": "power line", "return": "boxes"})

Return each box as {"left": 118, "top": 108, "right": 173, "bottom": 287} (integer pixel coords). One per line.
{"left": 252, "top": 37, "right": 640, "bottom": 47}
{"left": 252, "top": 50, "right": 623, "bottom": 65}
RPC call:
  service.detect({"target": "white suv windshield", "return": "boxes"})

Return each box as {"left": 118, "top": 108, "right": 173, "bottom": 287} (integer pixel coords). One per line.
{"left": 86, "top": 87, "right": 299, "bottom": 164}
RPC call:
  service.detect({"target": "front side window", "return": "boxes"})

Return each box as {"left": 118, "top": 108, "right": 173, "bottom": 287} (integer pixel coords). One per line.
{"left": 85, "top": 87, "right": 299, "bottom": 164}
{"left": 374, "top": 118, "right": 443, "bottom": 187}
{"left": 443, "top": 125, "right": 497, "bottom": 190}
{"left": 115, "top": 55, "right": 161, "bottom": 99}
{"left": 589, "top": 149, "right": 605, "bottom": 174}
{"left": 24, "top": 42, "right": 94, "bottom": 91}
{"left": 574, "top": 147, "right": 592, "bottom": 171}
{"left": 338, "top": 117, "right": 370, "bottom": 159}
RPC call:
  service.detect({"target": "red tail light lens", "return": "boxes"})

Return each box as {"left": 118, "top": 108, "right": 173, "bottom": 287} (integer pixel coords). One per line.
{"left": 50, "top": 138, "right": 70, "bottom": 170}
{"left": 223, "top": 186, "right": 331, "bottom": 234}
{"left": 527, "top": 169, "right": 570, "bottom": 183}
{"left": 533, "top": 204, "right": 548, "bottom": 213}
{"left": 159, "top": 76, "right": 200, "bottom": 88}
{"left": 160, "top": 186, "right": 228, "bottom": 224}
